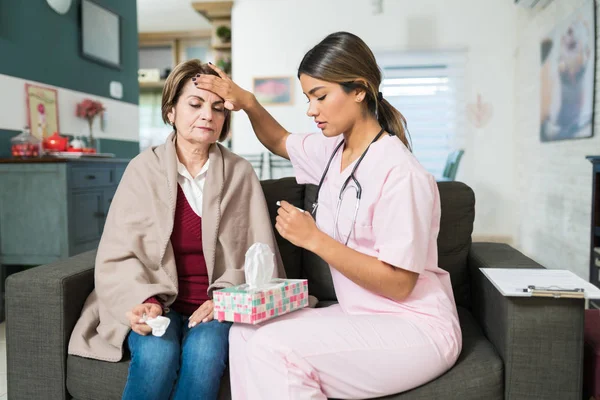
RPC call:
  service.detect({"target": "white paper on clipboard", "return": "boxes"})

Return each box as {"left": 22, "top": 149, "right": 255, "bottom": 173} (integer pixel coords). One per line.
{"left": 480, "top": 268, "right": 600, "bottom": 299}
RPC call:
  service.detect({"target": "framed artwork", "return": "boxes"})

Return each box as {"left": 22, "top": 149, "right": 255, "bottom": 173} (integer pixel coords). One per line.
{"left": 540, "top": 0, "right": 596, "bottom": 142}
{"left": 253, "top": 77, "right": 293, "bottom": 105}
{"left": 80, "top": 0, "right": 121, "bottom": 69}
{"left": 25, "top": 84, "right": 60, "bottom": 140}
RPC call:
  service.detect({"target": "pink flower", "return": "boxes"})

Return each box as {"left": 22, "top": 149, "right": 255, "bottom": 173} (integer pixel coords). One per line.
{"left": 75, "top": 98, "right": 105, "bottom": 122}
{"left": 37, "top": 104, "right": 45, "bottom": 114}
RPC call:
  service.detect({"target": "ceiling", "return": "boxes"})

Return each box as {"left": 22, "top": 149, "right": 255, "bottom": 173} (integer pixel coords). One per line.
{"left": 137, "top": 0, "right": 212, "bottom": 33}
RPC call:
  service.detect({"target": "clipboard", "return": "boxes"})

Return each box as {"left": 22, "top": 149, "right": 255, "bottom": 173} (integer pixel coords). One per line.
{"left": 523, "top": 285, "right": 585, "bottom": 299}
{"left": 480, "top": 268, "right": 600, "bottom": 300}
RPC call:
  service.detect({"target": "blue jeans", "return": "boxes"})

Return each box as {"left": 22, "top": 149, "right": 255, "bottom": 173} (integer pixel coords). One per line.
{"left": 122, "top": 309, "right": 232, "bottom": 400}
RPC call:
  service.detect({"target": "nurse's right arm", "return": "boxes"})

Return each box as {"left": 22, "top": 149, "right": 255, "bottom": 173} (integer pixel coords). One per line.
{"left": 195, "top": 64, "right": 290, "bottom": 159}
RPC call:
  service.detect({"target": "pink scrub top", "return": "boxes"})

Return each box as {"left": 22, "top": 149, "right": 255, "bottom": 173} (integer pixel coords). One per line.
{"left": 286, "top": 132, "right": 461, "bottom": 343}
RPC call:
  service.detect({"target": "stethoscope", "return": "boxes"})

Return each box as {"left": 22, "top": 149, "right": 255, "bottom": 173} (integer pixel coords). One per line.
{"left": 310, "top": 127, "right": 391, "bottom": 245}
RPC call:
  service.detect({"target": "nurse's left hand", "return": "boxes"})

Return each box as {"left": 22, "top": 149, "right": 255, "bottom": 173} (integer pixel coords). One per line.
{"left": 275, "top": 201, "right": 320, "bottom": 250}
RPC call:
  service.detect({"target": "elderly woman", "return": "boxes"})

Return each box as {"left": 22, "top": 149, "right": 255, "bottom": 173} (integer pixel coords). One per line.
{"left": 68, "top": 60, "right": 285, "bottom": 400}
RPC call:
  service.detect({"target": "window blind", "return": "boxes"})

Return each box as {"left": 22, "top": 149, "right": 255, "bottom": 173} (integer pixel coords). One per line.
{"left": 377, "top": 51, "right": 467, "bottom": 179}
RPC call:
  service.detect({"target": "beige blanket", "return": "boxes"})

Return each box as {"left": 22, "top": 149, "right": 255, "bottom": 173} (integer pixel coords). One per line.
{"left": 68, "top": 132, "right": 285, "bottom": 362}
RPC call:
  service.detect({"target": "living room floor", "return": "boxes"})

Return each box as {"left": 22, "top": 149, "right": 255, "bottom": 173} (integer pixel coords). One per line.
{"left": 0, "top": 322, "right": 7, "bottom": 399}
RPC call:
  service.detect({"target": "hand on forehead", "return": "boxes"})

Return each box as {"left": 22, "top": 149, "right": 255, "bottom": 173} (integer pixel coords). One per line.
{"left": 182, "top": 79, "right": 224, "bottom": 105}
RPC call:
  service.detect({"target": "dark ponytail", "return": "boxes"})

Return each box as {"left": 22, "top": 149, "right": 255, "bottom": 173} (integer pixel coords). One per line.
{"left": 298, "top": 31, "right": 411, "bottom": 151}
{"left": 377, "top": 98, "right": 411, "bottom": 151}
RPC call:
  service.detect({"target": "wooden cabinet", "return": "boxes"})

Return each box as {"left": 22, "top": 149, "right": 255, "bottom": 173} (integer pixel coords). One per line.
{"left": 0, "top": 158, "right": 129, "bottom": 265}
{"left": 587, "top": 155, "right": 600, "bottom": 309}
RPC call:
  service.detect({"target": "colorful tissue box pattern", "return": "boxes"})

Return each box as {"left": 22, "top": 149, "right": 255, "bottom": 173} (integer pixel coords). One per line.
{"left": 213, "top": 279, "right": 309, "bottom": 325}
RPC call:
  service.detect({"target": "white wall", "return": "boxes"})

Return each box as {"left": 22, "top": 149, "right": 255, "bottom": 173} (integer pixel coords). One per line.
{"left": 513, "top": 0, "right": 600, "bottom": 279}
{"left": 137, "top": 0, "right": 211, "bottom": 32}
{"left": 0, "top": 73, "right": 139, "bottom": 143}
{"left": 231, "top": 0, "right": 518, "bottom": 239}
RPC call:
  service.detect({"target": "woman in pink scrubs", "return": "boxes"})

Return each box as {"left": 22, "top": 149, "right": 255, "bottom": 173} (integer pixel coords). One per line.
{"left": 196, "top": 31, "right": 462, "bottom": 399}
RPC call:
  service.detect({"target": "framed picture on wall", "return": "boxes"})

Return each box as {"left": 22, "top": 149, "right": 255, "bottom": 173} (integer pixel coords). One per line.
{"left": 253, "top": 77, "right": 294, "bottom": 105}
{"left": 80, "top": 0, "right": 121, "bottom": 69}
{"left": 539, "top": 0, "right": 596, "bottom": 142}
{"left": 25, "top": 84, "right": 60, "bottom": 140}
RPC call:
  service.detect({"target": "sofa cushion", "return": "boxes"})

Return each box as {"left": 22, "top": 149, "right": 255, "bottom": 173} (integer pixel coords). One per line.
{"left": 67, "top": 354, "right": 129, "bottom": 400}
{"left": 303, "top": 184, "right": 337, "bottom": 301}
{"left": 67, "top": 354, "right": 231, "bottom": 400}
{"left": 437, "top": 182, "right": 475, "bottom": 309}
{"left": 370, "top": 307, "right": 503, "bottom": 400}
{"left": 260, "top": 178, "right": 305, "bottom": 279}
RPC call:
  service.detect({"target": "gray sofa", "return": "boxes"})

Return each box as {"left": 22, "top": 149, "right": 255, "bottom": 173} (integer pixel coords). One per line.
{"left": 6, "top": 178, "right": 585, "bottom": 400}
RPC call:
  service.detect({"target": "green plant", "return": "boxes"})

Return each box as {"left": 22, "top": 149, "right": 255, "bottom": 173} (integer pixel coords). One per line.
{"left": 215, "top": 25, "right": 231, "bottom": 43}
{"left": 216, "top": 57, "right": 232, "bottom": 75}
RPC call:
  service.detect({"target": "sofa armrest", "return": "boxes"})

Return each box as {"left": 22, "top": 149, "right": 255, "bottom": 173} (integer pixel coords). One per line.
{"left": 6, "top": 250, "right": 96, "bottom": 400}
{"left": 468, "top": 242, "right": 584, "bottom": 400}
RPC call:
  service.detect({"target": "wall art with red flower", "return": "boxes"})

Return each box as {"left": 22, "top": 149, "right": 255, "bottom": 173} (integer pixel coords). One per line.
{"left": 25, "top": 84, "right": 60, "bottom": 141}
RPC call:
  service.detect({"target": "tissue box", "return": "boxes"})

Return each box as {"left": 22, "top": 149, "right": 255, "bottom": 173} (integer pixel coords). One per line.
{"left": 213, "top": 279, "right": 309, "bottom": 325}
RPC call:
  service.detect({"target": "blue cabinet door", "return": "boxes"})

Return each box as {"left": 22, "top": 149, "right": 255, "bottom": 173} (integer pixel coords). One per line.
{"left": 69, "top": 190, "right": 105, "bottom": 255}
{"left": 0, "top": 164, "right": 68, "bottom": 264}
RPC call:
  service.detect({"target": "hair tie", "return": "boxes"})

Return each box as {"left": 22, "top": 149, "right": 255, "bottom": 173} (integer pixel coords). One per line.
{"left": 377, "top": 91, "right": 383, "bottom": 102}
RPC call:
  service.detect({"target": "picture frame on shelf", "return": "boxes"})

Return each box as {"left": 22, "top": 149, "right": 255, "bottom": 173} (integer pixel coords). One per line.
{"left": 25, "top": 84, "right": 60, "bottom": 140}
{"left": 253, "top": 77, "right": 294, "bottom": 106}
{"left": 80, "top": 0, "right": 121, "bottom": 69}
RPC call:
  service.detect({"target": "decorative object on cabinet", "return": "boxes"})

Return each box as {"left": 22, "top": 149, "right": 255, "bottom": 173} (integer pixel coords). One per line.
{"left": 25, "top": 84, "right": 59, "bottom": 141}
{"left": 10, "top": 127, "right": 41, "bottom": 158}
{"left": 76, "top": 98, "right": 105, "bottom": 151}
{"left": 540, "top": 0, "right": 595, "bottom": 142}
{"left": 80, "top": 0, "right": 121, "bottom": 69}
{"left": 43, "top": 132, "right": 69, "bottom": 152}
{"left": 69, "top": 137, "right": 85, "bottom": 151}
{"left": 253, "top": 77, "right": 294, "bottom": 105}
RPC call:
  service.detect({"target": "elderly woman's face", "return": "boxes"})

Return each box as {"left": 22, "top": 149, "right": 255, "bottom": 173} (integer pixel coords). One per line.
{"left": 168, "top": 80, "right": 226, "bottom": 146}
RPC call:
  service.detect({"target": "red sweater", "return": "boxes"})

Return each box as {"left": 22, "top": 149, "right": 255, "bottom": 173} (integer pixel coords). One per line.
{"left": 146, "top": 185, "right": 210, "bottom": 316}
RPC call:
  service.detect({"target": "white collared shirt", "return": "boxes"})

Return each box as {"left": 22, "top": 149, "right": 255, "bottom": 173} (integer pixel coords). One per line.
{"left": 177, "top": 157, "right": 209, "bottom": 217}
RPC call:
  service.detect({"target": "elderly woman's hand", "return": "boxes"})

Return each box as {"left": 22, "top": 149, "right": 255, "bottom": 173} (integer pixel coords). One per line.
{"left": 126, "top": 303, "right": 162, "bottom": 336}
{"left": 188, "top": 300, "right": 217, "bottom": 328}
{"left": 194, "top": 63, "right": 254, "bottom": 111}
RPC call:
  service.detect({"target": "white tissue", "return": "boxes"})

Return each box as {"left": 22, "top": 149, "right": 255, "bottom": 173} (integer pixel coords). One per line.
{"left": 141, "top": 314, "right": 171, "bottom": 337}
{"left": 244, "top": 243, "right": 275, "bottom": 289}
